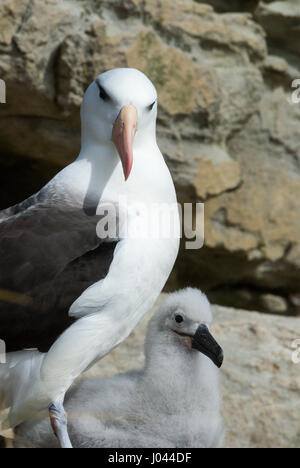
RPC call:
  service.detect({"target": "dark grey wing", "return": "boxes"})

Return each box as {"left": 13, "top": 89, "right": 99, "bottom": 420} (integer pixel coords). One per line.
{"left": 0, "top": 190, "right": 117, "bottom": 352}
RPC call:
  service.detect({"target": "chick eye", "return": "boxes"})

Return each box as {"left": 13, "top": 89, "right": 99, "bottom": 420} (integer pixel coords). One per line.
{"left": 97, "top": 84, "right": 110, "bottom": 102}
{"left": 147, "top": 101, "right": 156, "bottom": 111}
{"left": 175, "top": 314, "right": 184, "bottom": 324}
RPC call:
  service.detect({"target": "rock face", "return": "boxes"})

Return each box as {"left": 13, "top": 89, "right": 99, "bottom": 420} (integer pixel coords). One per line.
{"left": 255, "top": 1, "right": 300, "bottom": 56}
{"left": 73, "top": 298, "right": 300, "bottom": 448}
{"left": 196, "top": 0, "right": 260, "bottom": 12}
{"left": 0, "top": 0, "right": 300, "bottom": 313}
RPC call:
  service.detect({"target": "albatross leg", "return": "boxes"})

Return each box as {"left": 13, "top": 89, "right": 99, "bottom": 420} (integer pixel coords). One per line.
{"left": 49, "top": 402, "right": 72, "bottom": 449}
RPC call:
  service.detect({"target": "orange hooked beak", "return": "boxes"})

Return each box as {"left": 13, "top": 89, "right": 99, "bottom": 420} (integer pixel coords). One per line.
{"left": 112, "top": 105, "right": 137, "bottom": 181}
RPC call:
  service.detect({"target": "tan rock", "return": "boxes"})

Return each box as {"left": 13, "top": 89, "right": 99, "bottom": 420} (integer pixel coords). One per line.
{"left": 255, "top": 1, "right": 300, "bottom": 55}
{"left": 0, "top": 0, "right": 299, "bottom": 312}
{"left": 260, "top": 294, "right": 288, "bottom": 314}
{"left": 194, "top": 145, "right": 241, "bottom": 198}
{"left": 0, "top": 0, "right": 28, "bottom": 46}
{"left": 126, "top": 30, "right": 219, "bottom": 116}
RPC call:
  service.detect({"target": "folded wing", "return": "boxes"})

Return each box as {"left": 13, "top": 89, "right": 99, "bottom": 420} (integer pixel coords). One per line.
{"left": 0, "top": 188, "right": 117, "bottom": 352}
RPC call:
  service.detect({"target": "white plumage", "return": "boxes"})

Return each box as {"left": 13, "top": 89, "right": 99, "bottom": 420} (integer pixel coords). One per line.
{"left": 0, "top": 68, "right": 179, "bottom": 446}
{"left": 15, "top": 289, "right": 224, "bottom": 449}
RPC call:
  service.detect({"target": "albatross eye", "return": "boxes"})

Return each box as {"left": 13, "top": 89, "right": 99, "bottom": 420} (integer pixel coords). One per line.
{"left": 147, "top": 101, "right": 156, "bottom": 111}
{"left": 98, "top": 84, "right": 110, "bottom": 102}
{"left": 175, "top": 314, "right": 184, "bottom": 324}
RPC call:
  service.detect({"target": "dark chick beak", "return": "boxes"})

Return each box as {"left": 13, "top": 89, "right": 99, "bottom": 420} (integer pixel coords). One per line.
{"left": 192, "top": 324, "right": 224, "bottom": 368}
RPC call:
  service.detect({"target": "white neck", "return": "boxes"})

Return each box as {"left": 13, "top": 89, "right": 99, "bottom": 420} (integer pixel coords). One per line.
{"left": 141, "top": 342, "right": 221, "bottom": 415}
{"left": 79, "top": 115, "right": 157, "bottom": 161}
{"left": 74, "top": 122, "right": 174, "bottom": 207}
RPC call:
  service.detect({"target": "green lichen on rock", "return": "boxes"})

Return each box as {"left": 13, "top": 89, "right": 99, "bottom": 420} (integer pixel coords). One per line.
{"left": 133, "top": 31, "right": 168, "bottom": 89}
{"left": 127, "top": 30, "right": 203, "bottom": 114}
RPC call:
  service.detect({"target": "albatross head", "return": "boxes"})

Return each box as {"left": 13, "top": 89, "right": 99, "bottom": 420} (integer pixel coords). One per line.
{"left": 146, "top": 288, "right": 224, "bottom": 368}
{"left": 81, "top": 68, "right": 158, "bottom": 180}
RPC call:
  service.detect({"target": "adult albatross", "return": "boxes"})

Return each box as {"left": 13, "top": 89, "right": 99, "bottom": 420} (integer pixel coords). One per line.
{"left": 0, "top": 68, "right": 180, "bottom": 448}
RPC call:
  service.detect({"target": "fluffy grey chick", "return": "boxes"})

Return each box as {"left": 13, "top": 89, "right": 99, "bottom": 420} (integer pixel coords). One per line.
{"left": 15, "top": 288, "right": 224, "bottom": 448}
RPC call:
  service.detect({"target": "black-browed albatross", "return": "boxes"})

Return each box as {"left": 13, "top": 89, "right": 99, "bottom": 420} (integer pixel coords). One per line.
{"left": 0, "top": 68, "right": 180, "bottom": 448}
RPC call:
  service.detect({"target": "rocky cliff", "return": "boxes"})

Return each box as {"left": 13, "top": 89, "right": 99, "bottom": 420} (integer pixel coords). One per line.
{"left": 0, "top": 0, "right": 300, "bottom": 314}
